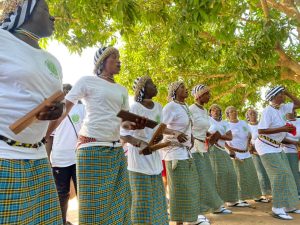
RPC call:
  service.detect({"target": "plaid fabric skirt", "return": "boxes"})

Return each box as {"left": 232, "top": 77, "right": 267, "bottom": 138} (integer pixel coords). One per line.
{"left": 233, "top": 157, "right": 262, "bottom": 200}
{"left": 129, "top": 171, "right": 168, "bottom": 225}
{"left": 193, "top": 152, "right": 223, "bottom": 213}
{"left": 260, "top": 152, "right": 299, "bottom": 208}
{"left": 209, "top": 146, "right": 239, "bottom": 202}
{"left": 166, "top": 159, "right": 200, "bottom": 223}
{"left": 0, "top": 158, "right": 62, "bottom": 225}
{"left": 286, "top": 153, "right": 300, "bottom": 195}
{"left": 252, "top": 154, "right": 271, "bottom": 196}
{"left": 77, "top": 146, "right": 131, "bottom": 225}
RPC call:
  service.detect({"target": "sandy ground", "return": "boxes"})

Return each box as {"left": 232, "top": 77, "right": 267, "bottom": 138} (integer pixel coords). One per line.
{"left": 67, "top": 198, "right": 300, "bottom": 225}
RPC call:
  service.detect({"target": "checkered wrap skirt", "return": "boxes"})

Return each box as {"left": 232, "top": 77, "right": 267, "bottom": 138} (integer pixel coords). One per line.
{"left": 193, "top": 152, "right": 223, "bottom": 213}
{"left": 233, "top": 157, "right": 262, "bottom": 200}
{"left": 0, "top": 158, "right": 62, "bottom": 225}
{"left": 209, "top": 145, "right": 239, "bottom": 202}
{"left": 285, "top": 153, "right": 300, "bottom": 195}
{"left": 77, "top": 146, "right": 131, "bottom": 225}
{"left": 252, "top": 154, "right": 271, "bottom": 196}
{"left": 166, "top": 159, "right": 200, "bottom": 223}
{"left": 260, "top": 151, "right": 299, "bottom": 208}
{"left": 128, "top": 171, "right": 168, "bottom": 225}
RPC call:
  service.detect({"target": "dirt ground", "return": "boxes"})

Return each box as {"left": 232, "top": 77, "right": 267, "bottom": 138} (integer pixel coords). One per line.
{"left": 67, "top": 199, "right": 300, "bottom": 225}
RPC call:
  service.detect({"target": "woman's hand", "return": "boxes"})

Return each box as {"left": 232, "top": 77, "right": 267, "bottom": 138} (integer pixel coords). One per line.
{"left": 280, "top": 125, "right": 295, "bottom": 133}
{"left": 122, "top": 117, "right": 148, "bottom": 130}
{"left": 37, "top": 102, "right": 64, "bottom": 120}
{"left": 137, "top": 140, "right": 152, "bottom": 155}
{"left": 177, "top": 133, "right": 188, "bottom": 143}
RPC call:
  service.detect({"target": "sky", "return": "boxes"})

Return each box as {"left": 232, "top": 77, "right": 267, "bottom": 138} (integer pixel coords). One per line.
{"left": 47, "top": 41, "right": 95, "bottom": 85}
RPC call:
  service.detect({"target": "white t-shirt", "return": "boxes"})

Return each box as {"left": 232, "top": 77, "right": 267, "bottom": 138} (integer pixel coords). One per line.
{"left": 50, "top": 104, "right": 85, "bottom": 167}
{"left": 248, "top": 124, "right": 258, "bottom": 145}
{"left": 65, "top": 76, "right": 129, "bottom": 148}
{"left": 189, "top": 104, "right": 210, "bottom": 153}
{"left": 120, "top": 102, "right": 163, "bottom": 175}
{"left": 208, "top": 118, "right": 230, "bottom": 148}
{"left": 282, "top": 119, "right": 300, "bottom": 154}
{"left": 161, "top": 101, "right": 192, "bottom": 161}
{"left": 255, "top": 103, "right": 294, "bottom": 155}
{"left": 0, "top": 29, "right": 63, "bottom": 159}
{"left": 226, "top": 120, "right": 251, "bottom": 160}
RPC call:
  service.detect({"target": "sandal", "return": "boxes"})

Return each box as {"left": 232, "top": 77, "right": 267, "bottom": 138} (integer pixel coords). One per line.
{"left": 228, "top": 201, "right": 250, "bottom": 207}
{"left": 213, "top": 207, "right": 232, "bottom": 214}
{"left": 271, "top": 212, "right": 293, "bottom": 220}
{"left": 255, "top": 198, "right": 270, "bottom": 203}
{"left": 285, "top": 209, "right": 300, "bottom": 214}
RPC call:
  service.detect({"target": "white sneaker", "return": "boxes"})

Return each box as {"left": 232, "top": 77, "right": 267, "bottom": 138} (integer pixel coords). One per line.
{"left": 214, "top": 206, "right": 232, "bottom": 214}
{"left": 285, "top": 208, "right": 300, "bottom": 214}
{"left": 271, "top": 212, "right": 293, "bottom": 220}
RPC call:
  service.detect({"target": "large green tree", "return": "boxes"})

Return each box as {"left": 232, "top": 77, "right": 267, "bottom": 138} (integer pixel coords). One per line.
{"left": 2, "top": 0, "right": 299, "bottom": 113}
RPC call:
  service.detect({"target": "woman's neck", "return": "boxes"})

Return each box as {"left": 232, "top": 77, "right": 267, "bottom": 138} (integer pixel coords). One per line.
{"left": 249, "top": 121, "right": 258, "bottom": 125}
{"left": 174, "top": 99, "right": 185, "bottom": 105}
{"left": 13, "top": 33, "right": 40, "bottom": 49}
{"left": 195, "top": 102, "right": 204, "bottom": 109}
{"left": 230, "top": 119, "right": 239, "bottom": 123}
{"left": 98, "top": 71, "right": 115, "bottom": 83}
{"left": 141, "top": 99, "right": 154, "bottom": 109}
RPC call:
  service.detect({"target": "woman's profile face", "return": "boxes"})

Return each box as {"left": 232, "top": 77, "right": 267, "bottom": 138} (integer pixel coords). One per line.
{"left": 144, "top": 79, "right": 157, "bottom": 98}
{"left": 103, "top": 52, "right": 121, "bottom": 75}
{"left": 24, "top": 0, "right": 55, "bottom": 37}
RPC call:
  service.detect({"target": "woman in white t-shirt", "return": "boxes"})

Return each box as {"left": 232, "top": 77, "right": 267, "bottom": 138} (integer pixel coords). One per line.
{"left": 225, "top": 106, "right": 262, "bottom": 206}
{"left": 161, "top": 81, "right": 203, "bottom": 225}
{"left": 255, "top": 86, "right": 300, "bottom": 220}
{"left": 189, "top": 85, "right": 231, "bottom": 218}
{"left": 282, "top": 111, "right": 300, "bottom": 197}
{"left": 47, "top": 47, "right": 140, "bottom": 224}
{"left": 246, "top": 108, "right": 271, "bottom": 203}
{"left": 208, "top": 105, "right": 239, "bottom": 206}
{"left": 0, "top": 1, "right": 64, "bottom": 224}
{"left": 120, "top": 76, "right": 168, "bottom": 225}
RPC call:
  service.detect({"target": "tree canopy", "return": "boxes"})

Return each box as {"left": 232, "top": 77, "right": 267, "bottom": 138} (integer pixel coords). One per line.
{"left": 47, "top": 0, "right": 300, "bottom": 114}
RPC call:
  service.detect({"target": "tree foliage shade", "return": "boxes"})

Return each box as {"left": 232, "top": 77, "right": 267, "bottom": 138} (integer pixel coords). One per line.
{"left": 47, "top": 0, "right": 300, "bottom": 116}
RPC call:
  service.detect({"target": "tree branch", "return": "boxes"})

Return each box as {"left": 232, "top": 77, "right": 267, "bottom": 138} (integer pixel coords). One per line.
{"left": 212, "top": 83, "right": 247, "bottom": 102}
{"left": 260, "top": 0, "right": 270, "bottom": 19}
{"left": 276, "top": 43, "right": 300, "bottom": 76}
{"left": 266, "top": 0, "right": 300, "bottom": 24}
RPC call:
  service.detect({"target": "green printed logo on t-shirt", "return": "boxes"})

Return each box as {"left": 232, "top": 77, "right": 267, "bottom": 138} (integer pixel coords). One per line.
{"left": 71, "top": 114, "right": 80, "bottom": 124}
{"left": 283, "top": 115, "right": 286, "bottom": 120}
{"left": 155, "top": 115, "right": 161, "bottom": 123}
{"left": 242, "top": 126, "right": 248, "bottom": 132}
{"left": 45, "top": 59, "right": 60, "bottom": 79}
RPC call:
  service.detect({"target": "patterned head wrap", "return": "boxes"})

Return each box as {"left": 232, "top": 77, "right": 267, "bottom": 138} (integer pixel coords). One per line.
{"left": 94, "top": 47, "right": 119, "bottom": 76}
{"left": 133, "top": 76, "right": 151, "bottom": 102}
{"left": 167, "top": 81, "right": 184, "bottom": 102}
{"left": 265, "top": 85, "right": 285, "bottom": 101}
{"left": 225, "top": 106, "right": 236, "bottom": 118}
{"left": 245, "top": 108, "right": 258, "bottom": 122}
{"left": 0, "top": 0, "right": 38, "bottom": 31}
{"left": 209, "top": 104, "right": 222, "bottom": 121}
{"left": 191, "top": 84, "right": 210, "bottom": 99}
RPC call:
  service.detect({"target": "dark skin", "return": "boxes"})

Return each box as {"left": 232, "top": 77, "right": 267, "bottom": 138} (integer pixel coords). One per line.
{"left": 258, "top": 90, "right": 300, "bottom": 135}
{"left": 195, "top": 91, "right": 220, "bottom": 145}
{"left": 174, "top": 84, "right": 189, "bottom": 143}
{"left": 46, "top": 49, "right": 146, "bottom": 138}
{"left": 12, "top": 0, "right": 63, "bottom": 121}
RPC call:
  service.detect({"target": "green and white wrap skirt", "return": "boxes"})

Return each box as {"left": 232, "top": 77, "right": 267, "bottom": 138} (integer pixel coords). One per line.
{"left": 128, "top": 171, "right": 168, "bottom": 225}
{"left": 233, "top": 157, "right": 262, "bottom": 200}
{"left": 252, "top": 154, "right": 271, "bottom": 196}
{"left": 193, "top": 152, "right": 223, "bottom": 213}
{"left": 285, "top": 153, "right": 300, "bottom": 196}
{"left": 209, "top": 145, "right": 239, "bottom": 202}
{"left": 166, "top": 158, "right": 200, "bottom": 223}
{"left": 77, "top": 146, "right": 131, "bottom": 225}
{"left": 260, "top": 151, "right": 299, "bottom": 208}
{"left": 0, "top": 158, "right": 62, "bottom": 225}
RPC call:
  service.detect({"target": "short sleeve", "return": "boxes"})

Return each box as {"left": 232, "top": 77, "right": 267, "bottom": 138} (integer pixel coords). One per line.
{"left": 208, "top": 124, "right": 218, "bottom": 133}
{"left": 258, "top": 108, "right": 272, "bottom": 129}
{"left": 162, "top": 104, "right": 176, "bottom": 124}
{"left": 65, "top": 77, "right": 88, "bottom": 104}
